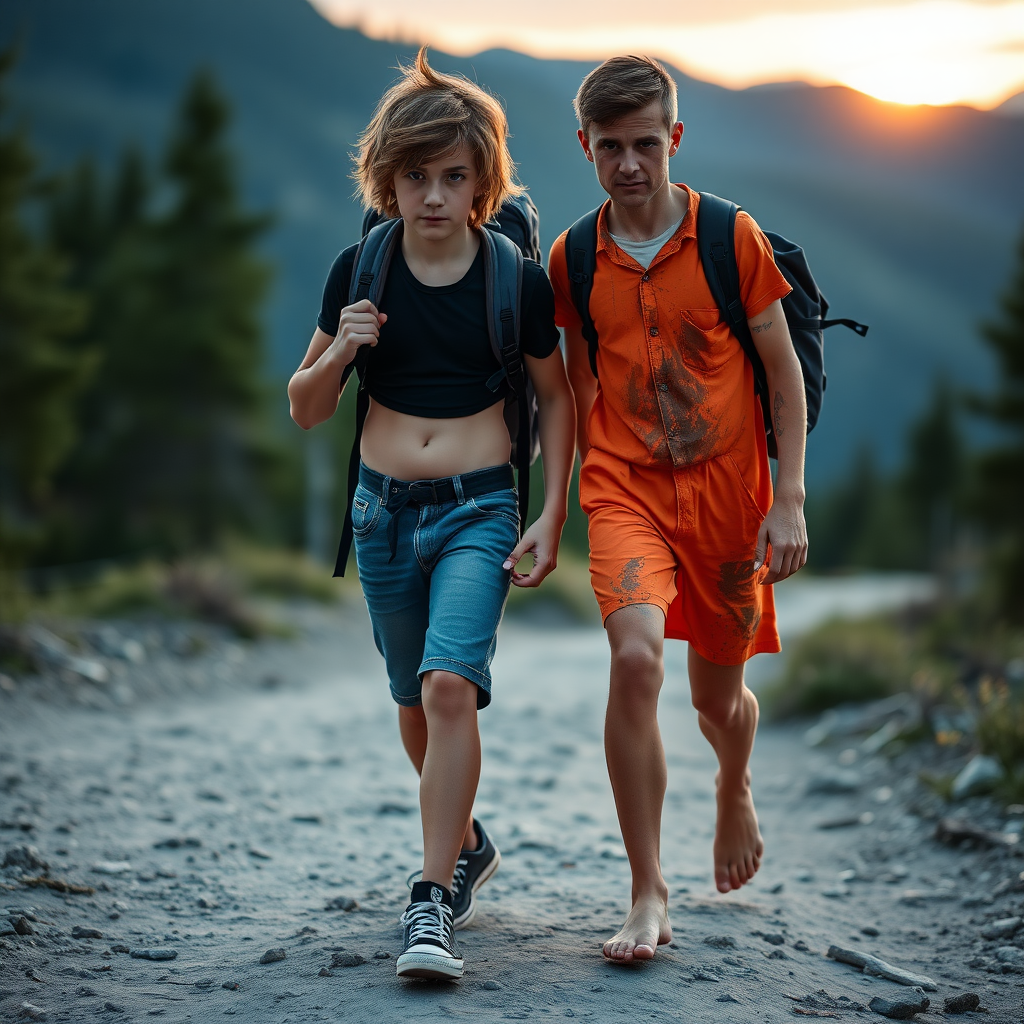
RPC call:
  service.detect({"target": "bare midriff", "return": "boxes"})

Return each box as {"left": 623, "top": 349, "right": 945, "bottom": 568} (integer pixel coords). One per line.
{"left": 360, "top": 398, "right": 510, "bottom": 482}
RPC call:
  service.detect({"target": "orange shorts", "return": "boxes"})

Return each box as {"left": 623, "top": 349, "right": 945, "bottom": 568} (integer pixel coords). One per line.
{"left": 580, "top": 447, "right": 780, "bottom": 665}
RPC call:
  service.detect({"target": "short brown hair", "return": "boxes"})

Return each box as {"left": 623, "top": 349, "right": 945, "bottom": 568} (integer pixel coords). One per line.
{"left": 354, "top": 47, "right": 523, "bottom": 227}
{"left": 574, "top": 55, "right": 678, "bottom": 138}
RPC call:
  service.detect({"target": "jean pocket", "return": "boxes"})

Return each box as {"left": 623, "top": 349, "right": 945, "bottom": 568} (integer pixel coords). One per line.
{"left": 467, "top": 489, "right": 520, "bottom": 527}
{"left": 352, "top": 486, "right": 383, "bottom": 537}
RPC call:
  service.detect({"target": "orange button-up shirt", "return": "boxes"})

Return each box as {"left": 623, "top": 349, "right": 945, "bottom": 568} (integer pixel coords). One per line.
{"left": 549, "top": 184, "right": 791, "bottom": 469}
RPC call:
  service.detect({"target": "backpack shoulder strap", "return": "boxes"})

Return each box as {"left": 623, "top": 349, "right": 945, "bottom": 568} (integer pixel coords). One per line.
{"left": 480, "top": 228, "right": 532, "bottom": 533}
{"left": 349, "top": 218, "right": 403, "bottom": 308}
{"left": 480, "top": 227, "right": 524, "bottom": 394}
{"left": 697, "top": 191, "right": 772, "bottom": 437}
{"left": 332, "top": 219, "right": 401, "bottom": 578}
{"left": 565, "top": 206, "right": 602, "bottom": 377}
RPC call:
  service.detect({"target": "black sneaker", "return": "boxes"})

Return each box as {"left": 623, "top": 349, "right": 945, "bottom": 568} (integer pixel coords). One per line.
{"left": 396, "top": 881, "right": 463, "bottom": 980}
{"left": 451, "top": 819, "right": 501, "bottom": 929}
{"left": 405, "top": 820, "right": 502, "bottom": 929}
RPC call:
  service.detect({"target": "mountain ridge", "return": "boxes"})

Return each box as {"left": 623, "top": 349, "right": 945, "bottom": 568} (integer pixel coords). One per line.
{"left": 2, "top": 0, "right": 1022, "bottom": 483}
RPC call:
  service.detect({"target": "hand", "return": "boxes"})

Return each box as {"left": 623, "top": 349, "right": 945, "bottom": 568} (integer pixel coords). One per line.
{"left": 754, "top": 492, "right": 807, "bottom": 585}
{"left": 502, "top": 515, "right": 562, "bottom": 588}
{"left": 337, "top": 299, "right": 387, "bottom": 363}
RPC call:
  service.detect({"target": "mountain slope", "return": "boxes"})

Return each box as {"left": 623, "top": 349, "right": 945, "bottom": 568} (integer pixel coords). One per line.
{"left": 2, "top": 0, "right": 1022, "bottom": 482}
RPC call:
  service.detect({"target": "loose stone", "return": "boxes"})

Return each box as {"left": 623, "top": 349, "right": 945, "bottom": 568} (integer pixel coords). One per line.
{"left": 330, "top": 951, "right": 365, "bottom": 967}
{"left": 482, "top": 980, "right": 502, "bottom": 990}
{"left": 259, "top": 948, "right": 286, "bottom": 964}
{"left": 943, "top": 992, "right": 982, "bottom": 1014}
{"left": 703, "top": 935, "right": 736, "bottom": 949}
{"left": 980, "top": 917, "right": 1020, "bottom": 940}
{"left": 71, "top": 926, "right": 103, "bottom": 940}
{"left": 130, "top": 948, "right": 178, "bottom": 961}
{"left": 867, "top": 993, "right": 930, "bottom": 1019}
{"left": 324, "top": 896, "right": 358, "bottom": 912}
{"left": 3, "top": 846, "right": 49, "bottom": 873}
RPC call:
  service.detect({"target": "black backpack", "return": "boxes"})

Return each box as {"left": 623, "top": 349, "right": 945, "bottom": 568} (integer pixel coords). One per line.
{"left": 333, "top": 194, "right": 543, "bottom": 577}
{"left": 565, "top": 192, "right": 868, "bottom": 458}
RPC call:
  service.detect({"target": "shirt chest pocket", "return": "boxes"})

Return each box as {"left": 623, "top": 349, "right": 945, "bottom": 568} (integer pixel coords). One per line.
{"left": 679, "top": 308, "right": 733, "bottom": 375}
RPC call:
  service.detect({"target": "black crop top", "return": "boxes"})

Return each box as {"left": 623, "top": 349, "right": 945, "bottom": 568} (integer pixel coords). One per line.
{"left": 316, "top": 241, "right": 561, "bottom": 418}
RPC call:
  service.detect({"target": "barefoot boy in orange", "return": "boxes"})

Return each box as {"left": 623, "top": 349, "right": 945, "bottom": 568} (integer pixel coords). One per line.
{"left": 548, "top": 56, "right": 808, "bottom": 962}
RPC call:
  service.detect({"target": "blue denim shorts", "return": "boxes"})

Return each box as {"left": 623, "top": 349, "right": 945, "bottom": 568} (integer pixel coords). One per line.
{"left": 352, "top": 462, "right": 520, "bottom": 710}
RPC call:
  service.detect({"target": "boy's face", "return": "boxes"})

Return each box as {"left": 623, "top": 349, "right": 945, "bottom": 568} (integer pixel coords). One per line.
{"left": 578, "top": 101, "right": 683, "bottom": 209}
{"left": 393, "top": 143, "right": 481, "bottom": 240}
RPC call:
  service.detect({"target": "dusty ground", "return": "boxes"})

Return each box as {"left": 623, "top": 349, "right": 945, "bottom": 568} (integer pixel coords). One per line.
{"left": 1, "top": 595, "right": 1023, "bottom": 1023}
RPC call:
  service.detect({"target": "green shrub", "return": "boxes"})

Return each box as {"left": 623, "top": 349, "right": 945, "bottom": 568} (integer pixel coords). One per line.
{"left": 977, "top": 678, "right": 1024, "bottom": 795}
{"left": 762, "top": 616, "right": 909, "bottom": 719}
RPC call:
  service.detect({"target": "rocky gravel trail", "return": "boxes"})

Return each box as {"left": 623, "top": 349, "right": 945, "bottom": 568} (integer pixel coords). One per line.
{"left": 2, "top": 600, "right": 1023, "bottom": 1022}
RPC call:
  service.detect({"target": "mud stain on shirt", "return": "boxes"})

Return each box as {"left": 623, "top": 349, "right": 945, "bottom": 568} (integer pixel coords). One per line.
{"left": 652, "top": 344, "right": 721, "bottom": 466}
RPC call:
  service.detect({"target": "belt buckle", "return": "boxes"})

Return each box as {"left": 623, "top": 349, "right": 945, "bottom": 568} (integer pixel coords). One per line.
{"left": 408, "top": 480, "right": 438, "bottom": 504}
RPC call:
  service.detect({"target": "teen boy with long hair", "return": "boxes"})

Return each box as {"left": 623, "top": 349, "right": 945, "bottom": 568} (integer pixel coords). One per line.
{"left": 549, "top": 55, "right": 808, "bottom": 963}
{"left": 288, "top": 49, "right": 575, "bottom": 981}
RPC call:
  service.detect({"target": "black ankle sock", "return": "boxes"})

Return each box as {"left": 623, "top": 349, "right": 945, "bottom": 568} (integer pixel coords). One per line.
{"left": 410, "top": 880, "right": 452, "bottom": 907}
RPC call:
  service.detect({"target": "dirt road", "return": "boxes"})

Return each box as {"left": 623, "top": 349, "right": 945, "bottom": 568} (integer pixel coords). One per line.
{"left": 1, "top": 600, "right": 1022, "bottom": 1022}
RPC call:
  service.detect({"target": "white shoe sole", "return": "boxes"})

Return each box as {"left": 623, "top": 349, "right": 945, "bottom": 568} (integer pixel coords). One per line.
{"left": 453, "top": 847, "right": 501, "bottom": 930}
{"left": 396, "top": 951, "right": 464, "bottom": 980}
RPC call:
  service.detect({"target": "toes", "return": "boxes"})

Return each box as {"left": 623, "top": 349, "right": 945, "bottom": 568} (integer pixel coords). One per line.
{"left": 633, "top": 944, "right": 655, "bottom": 960}
{"left": 715, "top": 866, "right": 731, "bottom": 893}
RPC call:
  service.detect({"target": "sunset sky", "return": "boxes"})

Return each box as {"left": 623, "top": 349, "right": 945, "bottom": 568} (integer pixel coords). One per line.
{"left": 309, "top": 0, "right": 1024, "bottom": 109}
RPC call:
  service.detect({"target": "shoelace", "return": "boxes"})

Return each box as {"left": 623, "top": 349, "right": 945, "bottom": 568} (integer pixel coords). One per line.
{"left": 404, "top": 900, "right": 454, "bottom": 949}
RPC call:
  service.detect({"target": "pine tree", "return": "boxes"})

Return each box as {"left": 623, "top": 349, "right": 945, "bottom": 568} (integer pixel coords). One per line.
{"left": 54, "top": 70, "right": 275, "bottom": 558}
{"left": 973, "top": 222, "right": 1024, "bottom": 621}
{"left": 897, "top": 376, "right": 964, "bottom": 571}
{"left": 0, "top": 48, "right": 89, "bottom": 591}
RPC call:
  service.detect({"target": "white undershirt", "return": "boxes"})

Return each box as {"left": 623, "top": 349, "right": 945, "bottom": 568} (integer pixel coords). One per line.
{"left": 609, "top": 217, "right": 685, "bottom": 270}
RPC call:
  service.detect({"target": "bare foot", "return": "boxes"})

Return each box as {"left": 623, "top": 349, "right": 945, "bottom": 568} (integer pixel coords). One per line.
{"left": 602, "top": 893, "right": 672, "bottom": 962}
{"left": 713, "top": 779, "right": 764, "bottom": 893}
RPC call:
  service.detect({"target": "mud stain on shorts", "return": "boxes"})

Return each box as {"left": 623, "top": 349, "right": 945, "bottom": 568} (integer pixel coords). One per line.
{"left": 610, "top": 556, "right": 651, "bottom": 605}
{"left": 718, "top": 558, "right": 760, "bottom": 640}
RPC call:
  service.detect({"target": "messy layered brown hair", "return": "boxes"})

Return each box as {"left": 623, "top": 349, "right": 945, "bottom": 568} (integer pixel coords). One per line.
{"left": 353, "top": 47, "right": 523, "bottom": 228}
{"left": 574, "top": 55, "right": 678, "bottom": 138}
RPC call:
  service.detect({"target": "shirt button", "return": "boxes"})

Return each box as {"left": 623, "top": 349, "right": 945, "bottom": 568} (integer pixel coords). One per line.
{"left": 658, "top": 383, "right": 669, "bottom": 392}
{"left": 650, "top": 327, "right": 659, "bottom": 336}
{"left": 641, "top": 273, "right": 650, "bottom": 282}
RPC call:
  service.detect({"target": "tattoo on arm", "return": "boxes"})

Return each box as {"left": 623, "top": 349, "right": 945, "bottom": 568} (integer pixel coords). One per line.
{"left": 751, "top": 320, "right": 772, "bottom": 334}
{"left": 773, "top": 390, "right": 785, "bottom": 438}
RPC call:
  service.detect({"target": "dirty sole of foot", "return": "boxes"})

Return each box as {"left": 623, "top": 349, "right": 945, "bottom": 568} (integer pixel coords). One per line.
{"left": 396, "top": 951, "right": 464, "bottom": 980}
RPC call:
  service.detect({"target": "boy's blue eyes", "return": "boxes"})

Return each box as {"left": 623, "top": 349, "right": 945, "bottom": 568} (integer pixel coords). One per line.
{"left": 405, "top": 172, "right": 467, "bottom": 182}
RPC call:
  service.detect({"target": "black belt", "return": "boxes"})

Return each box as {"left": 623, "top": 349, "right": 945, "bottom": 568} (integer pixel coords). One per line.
{"left": 380, "top": 464, "right": 516, "bottom": 562}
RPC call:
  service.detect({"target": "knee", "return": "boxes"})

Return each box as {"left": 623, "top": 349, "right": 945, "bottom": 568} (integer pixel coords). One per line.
{"left": 421, "top": 670, "right": 477, "bottom": 721}
{"left": 691, "top": 687, "right": 746, "bottom": 730}
{"left": 398, "top": 703, "right": 426, "bottom": 728}
{"left": 609, "top": 640, "right": 663, "bottom": 705}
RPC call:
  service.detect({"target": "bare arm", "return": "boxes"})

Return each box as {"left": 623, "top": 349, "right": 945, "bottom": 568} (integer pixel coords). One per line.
{"left": 563, "top": 324, "right": 597, "bottom": 461}
{"left": 502, "top": 348, "right": 577, "bottom": 588}
{"left": 748, "top": 298, "right": 808, "bottom": 584}
{"left": 287, "top": 300, "right": 386, "bottom": 430}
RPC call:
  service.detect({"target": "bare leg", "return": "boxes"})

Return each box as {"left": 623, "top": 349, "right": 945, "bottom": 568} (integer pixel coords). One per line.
{"left": 418, "top": 671, "right": 481, "bottom": 888}
{"left": 688, "top": 648, "right": 763, "bottom": 893}
{"left": 602, "top": 604, "right": 672, "bottom": 962}
{"left": 399, "top": 704, "right": 477, "bottom": 851}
